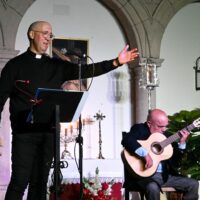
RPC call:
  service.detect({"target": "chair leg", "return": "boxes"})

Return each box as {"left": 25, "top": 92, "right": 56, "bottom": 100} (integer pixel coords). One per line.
{"left": 139, "top": 191, "right": 145, "bottom": 200}
{"left": 125, "top": 189, "right": 129, "bottom": 200}
{"left": 124, "top": 189, "right": 146, "bottom": 200}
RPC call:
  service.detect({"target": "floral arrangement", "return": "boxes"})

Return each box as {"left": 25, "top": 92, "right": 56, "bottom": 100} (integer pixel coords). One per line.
{"left": 83, "top": 167, "right": 114, "bottom": 200}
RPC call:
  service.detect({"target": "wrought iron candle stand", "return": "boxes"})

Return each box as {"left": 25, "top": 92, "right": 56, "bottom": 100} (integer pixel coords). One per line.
{"left": 60, "top": 124, "right": 78, "bottom": 160}
{"left": 94, "top": 110, "right": 105, "bottom": 159}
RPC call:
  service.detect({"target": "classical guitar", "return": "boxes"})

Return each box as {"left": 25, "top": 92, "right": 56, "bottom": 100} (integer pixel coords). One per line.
{"left": 121, "top": 117, "right": 200, "bottom": 178}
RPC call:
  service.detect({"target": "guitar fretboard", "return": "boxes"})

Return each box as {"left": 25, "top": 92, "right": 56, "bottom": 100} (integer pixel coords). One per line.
{"left": 160, "top": 123, "right": 195, "bottom": 148}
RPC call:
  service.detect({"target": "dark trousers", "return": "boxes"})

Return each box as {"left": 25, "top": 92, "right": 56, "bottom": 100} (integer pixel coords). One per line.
{"left": 5, "top": 132, "right": 54, "bottom": 200}
{"left": 138, "top": 173, "right": 199, "bottom": 200}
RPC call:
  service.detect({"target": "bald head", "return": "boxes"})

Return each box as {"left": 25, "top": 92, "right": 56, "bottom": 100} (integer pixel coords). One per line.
{"left": 27, "top": 21, "right": 53, "bottom": 54}
{"left": 147, "top": 109, "right": 168, "bottom": 134}
{"left": 27, "top": 21, "right": 51, "bottom": 42}
{"left": 147, "top": 109, "right": 167, "bottom": 122}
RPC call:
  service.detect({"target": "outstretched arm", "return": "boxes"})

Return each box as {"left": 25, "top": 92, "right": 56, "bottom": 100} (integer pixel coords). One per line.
{"left": 113, "top": 45, "right": 139, "bottom": 67}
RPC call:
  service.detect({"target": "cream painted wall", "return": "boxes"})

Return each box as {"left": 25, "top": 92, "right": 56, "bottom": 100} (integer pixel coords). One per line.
{"left": 157, "top": 3, "right": 200, "bottom": 115}
{"left": 15, "top": 0, "right": 130, "bottom": 168}
{"left": 14, "top": 0, "right": 200, "bottom": 170}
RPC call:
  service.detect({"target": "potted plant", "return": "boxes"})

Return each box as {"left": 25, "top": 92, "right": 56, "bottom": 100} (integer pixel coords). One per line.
{"left": 167, "top": 108, "right": 200, "bottom": 179}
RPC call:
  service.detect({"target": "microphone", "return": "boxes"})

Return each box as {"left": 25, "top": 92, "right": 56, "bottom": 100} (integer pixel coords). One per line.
{"left": 60, "top": 48, "right": 87, "bottom": 58}
{"left": 15, "top": 80, "right": 30, "bottom": 84}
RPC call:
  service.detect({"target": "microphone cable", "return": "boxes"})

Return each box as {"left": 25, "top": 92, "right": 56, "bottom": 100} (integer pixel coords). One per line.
{"left": 15, "top": 80, "right": 43, "bottom": 123}
{"left": 85, "top": 55, "right": 95, "bottom": 91}
{"left": 15, "top": 80, "right": 43, "bottom": 106}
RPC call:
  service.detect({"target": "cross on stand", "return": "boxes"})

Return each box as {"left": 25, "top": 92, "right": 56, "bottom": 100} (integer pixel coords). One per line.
{"left": 94, "top": 110, "right": 105, "bottom": 159}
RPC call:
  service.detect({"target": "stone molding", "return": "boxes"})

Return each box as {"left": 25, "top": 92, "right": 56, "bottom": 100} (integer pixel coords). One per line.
{"left": 0, "top": 48, "right": 19, "bottom": 71}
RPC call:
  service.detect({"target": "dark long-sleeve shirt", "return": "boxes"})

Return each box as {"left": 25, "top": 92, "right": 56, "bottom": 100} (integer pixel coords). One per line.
{"left": 0, "top": 49, "right": 116, "bottom": 133}
{"left": 121, "top": 123, "right": 185, "bottom": 184}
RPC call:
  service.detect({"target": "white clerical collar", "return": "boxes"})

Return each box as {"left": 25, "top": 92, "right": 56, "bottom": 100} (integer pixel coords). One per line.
{"left": 35, "top": 54, "right": 42, "bottom": 59}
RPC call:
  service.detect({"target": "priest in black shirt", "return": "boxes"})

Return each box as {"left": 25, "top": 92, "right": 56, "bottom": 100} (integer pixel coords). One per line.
{"left": 1, "top": 21, "right": 139, "bottom": 200}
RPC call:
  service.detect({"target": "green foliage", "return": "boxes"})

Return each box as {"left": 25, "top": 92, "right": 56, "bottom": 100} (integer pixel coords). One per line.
{"left": 168, "top": 108, "right": 200, "bottom": 179}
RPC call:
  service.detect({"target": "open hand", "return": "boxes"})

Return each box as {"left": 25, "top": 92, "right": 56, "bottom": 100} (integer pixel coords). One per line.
{"left": 118, "top": 45, "right": 139, "bottom": 65}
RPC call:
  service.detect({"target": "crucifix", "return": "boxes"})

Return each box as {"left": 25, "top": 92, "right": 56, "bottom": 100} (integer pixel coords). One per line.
{"left": 94, "top": 110, "right": 105, "bottom": 159}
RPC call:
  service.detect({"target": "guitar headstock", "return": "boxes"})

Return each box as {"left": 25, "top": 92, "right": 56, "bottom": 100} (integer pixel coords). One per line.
{"left": 193, "top": 117, "right": 200, "bottom": 128}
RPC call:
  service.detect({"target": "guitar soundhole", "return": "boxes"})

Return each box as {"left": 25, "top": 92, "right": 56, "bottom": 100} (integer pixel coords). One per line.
{"left": 151, "top": 142, "right": 163, "bottom": 155}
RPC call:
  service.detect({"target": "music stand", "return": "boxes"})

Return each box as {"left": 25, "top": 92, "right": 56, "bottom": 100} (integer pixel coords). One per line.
{"left": 27, "top": 88, "right": 88, "bottom": 200}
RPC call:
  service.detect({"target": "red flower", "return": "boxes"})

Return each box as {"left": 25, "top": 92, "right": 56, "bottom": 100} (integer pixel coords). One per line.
{"left": 83, "top": 188, "right": 90, "bottom": 195}
{"left": 97, "top": 190, "right": 104, "bottom": 197}
{"left": 101, "top": 182, "right": 109, "bottom": 190}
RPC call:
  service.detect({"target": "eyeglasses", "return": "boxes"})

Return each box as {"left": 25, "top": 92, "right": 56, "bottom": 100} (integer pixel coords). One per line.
{"left": 32, "top": 30, "right": 55, "bottom": 40}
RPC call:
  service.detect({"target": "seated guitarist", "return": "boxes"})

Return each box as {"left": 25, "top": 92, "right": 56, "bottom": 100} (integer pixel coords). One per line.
{"left": 121, "top": 108, "right": 199, "bottom": 200}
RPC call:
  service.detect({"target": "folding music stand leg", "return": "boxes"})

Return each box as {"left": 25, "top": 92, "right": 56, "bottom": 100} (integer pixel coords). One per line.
{"left": 76, "top": 117, "right": 83, "bottom": 199}
{"left": 53, "top": 105, "right": 61, "bottom": 200}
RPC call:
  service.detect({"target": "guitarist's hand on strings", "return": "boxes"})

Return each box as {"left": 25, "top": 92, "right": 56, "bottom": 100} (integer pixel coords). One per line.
{"left": 144, "top": 154, "right": 153, "bottom": 169}
{"left": 179, "top": 129, "right": 190, "bottom": 144}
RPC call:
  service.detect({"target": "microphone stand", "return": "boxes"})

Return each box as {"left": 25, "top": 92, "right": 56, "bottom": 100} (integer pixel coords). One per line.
{"left": 73, "top": 53, "right": 94, "bottom": 200}
{"left": 75, "top": 57, "right": 84, "bottom": 200}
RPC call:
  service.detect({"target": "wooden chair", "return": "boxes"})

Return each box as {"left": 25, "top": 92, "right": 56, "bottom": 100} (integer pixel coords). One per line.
{"left": 124, "top": 186, "right": 183, "bottom": 200}
{"left": 122, "top": 131, "right": 183, "bottom": 200}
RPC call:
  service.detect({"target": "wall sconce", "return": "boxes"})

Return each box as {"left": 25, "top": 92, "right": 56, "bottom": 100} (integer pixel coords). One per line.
{"left": 139, "top": 62, "right": 159, "bottom": 89}
{"left": 194, "top": 56, "right": 200, "bottom": 90}
{"left": 139, "top": 59, "right": 160, "bottom": 110}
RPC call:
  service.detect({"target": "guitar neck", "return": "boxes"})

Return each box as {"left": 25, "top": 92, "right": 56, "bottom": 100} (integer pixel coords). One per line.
{"left": 161, "top": 123, "right": 195, "bottom": 147}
